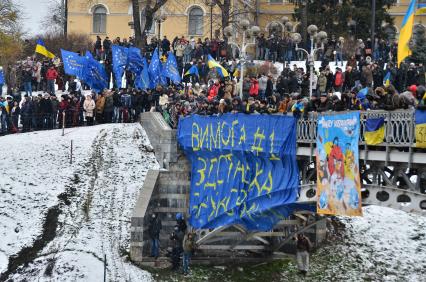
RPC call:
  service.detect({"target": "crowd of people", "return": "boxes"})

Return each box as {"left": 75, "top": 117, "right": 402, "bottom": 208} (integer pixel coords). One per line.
{"left": 1, "top": 33, "right": 426, "bottom": 135}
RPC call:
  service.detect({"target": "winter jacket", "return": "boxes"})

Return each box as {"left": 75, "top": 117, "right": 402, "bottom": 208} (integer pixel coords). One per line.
{"left": 148, "top": 217, "right": 162, "bottom": 239}
{"left": 249, "top": 79, "right": 259, "bottom": 97}
{"left": 83, "top": 98, "right": 95, "bottom": 117}
{"left": 95, "top": 96, "right": 105, "bottom": 113}
{"left": 183, "top": 233, "right": 196, "bottom": 253}
{"left": 46, "top": 68, "right": 58, "bottom": 80}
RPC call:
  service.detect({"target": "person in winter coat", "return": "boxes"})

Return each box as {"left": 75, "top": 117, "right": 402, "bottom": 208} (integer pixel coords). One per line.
{"left": 20, "top": 95, "right": 33, "bottom": 132}
{"left": 10, "top": 101, "right": 20, "bottom": 133}
{"left": 249, "top": 77, "right": 259, "bottom": 98}
{"left": 39, "top": 94, "right": 53, "bottom": 129}
{"left": 295, "top": 233, "right": 312, "bottom": 276}
{"left": 317, "top": 93, "right": 333, "bottom": 113}
{"left": 148, "top": 214, "right": 162, "bottom": 258}
{"left": 265, "top": 75, "right": 274, "bottom": 98}
{"left": 46, "top": 66, "right": 58, "bottom": 95}
{"left": 182, "top": 232, "right": 196, "bottom": 276}
{"left": 95, "top": 93, "right": 106, "bottom": 123}
{"left": 103, "top": 91, "right": 114, "bottom": 123}
{"left": 83, "top": 94, "right": 96, "bottom": 125}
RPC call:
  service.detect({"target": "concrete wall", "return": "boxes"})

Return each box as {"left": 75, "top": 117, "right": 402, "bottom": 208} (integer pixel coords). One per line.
{"left": 130, "top": 112, "right": 327, "bottom": 263}
{"left": 130, "top": 112, "right": 190, "bottom": 263}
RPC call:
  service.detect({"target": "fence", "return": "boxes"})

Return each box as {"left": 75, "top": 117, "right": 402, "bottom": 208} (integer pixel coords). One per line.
{"left": 297, "top": 109, "right": 416, "bottom": 147}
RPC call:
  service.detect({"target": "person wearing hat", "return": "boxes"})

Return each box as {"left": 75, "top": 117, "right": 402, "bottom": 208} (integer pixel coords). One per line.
{"left": 317, "top": 93, "right": 333, "bottom": 113}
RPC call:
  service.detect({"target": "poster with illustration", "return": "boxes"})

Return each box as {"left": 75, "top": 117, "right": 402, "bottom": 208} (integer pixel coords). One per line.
{"left": 316, "top": 112, "right": 362, "bottom": 216}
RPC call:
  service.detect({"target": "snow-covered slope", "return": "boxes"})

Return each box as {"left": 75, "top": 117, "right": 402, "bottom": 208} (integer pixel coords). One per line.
{"left": 0, "top": 124, "right": 159, "bottom": 281}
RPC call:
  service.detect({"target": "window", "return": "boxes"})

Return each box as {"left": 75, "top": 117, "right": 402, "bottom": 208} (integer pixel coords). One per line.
{"left": 93, "top": 6, "right": 107, "bottom": 34}
{"left": 269, "top": 0, "right": 283, "bottom": 3}
{"left": 188, "top": 7, "right": 203, "bottom": 36}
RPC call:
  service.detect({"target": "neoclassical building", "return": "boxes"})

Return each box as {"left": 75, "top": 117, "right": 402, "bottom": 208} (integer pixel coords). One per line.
{"left": 67, "top": 0, "right": 425, "bottom": 42}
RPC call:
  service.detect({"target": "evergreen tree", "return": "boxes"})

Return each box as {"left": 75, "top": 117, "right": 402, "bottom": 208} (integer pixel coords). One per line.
{"left": 288, "top": 0, "right": 396, "bottom": 40}
{"left": 410, "top": 29, "right": 426, "bottom": 65}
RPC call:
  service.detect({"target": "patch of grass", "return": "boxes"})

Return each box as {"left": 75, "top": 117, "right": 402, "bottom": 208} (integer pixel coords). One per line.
{"left": 140, "top": 259, "right": 295, "bottom": 282}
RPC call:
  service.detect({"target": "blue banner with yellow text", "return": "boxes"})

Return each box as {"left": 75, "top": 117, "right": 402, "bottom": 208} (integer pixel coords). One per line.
{"left": 316, "top": 112, "right": 362, "bottom": 216}
{"left": 178, "top": 114, "right": 302, "bottom": 231}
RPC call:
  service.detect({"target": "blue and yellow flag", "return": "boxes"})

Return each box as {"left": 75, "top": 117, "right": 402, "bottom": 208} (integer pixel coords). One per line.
{"left": 415, "top": 109, "right": 426, "bottom": 148}
{"left": 383, "top": 71, "right": 391, "bottom": 87}
{"left": 416, "top": 1, "right": 426, "bottom": 15}
{"left": 233, "top": 64, "right": 241, "bottom": 77}
{"left": 185, "top": 64, "right": 199, "bottom": 77}
{"left": 398, "top": 0, "right": 416, "bottom": 67}
{"left": 207, "top": 54, "right": 229, "bottom": 77}
{"left": 364, "top": 117, "right": 385, "bottom": 145}
{"left": 163, "top": 52, "right": 181, "bottom": 84}
{"left": 35, "top": 39, "right": 55, "bottom": 59}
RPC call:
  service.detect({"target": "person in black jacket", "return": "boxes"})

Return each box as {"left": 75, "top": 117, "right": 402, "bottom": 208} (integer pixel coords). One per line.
{"left": 21, "top": 95, "right": 33, "bottom": 132}
{"left": 265, "top": 75, "right": 274, "bottom": 98}
{"left": 148, "top": 214, "right": 162, "bottom": 258}
{"left": 39, "top": 94, "right": 53, "bottom": 129}
{"left": 317, "top": 93, "right": 333, "bottom": 113}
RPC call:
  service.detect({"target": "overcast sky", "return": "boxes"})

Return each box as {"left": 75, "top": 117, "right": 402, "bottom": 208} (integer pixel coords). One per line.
{"left": 17, "top": 0, "right": 51, "bottom": 36}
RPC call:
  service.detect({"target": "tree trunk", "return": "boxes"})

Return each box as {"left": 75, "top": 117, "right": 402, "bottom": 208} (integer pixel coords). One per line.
{"left": 301, "top": 2, "right": 308, "bottom": 46}
{"left": 221, "top": 0, "right": 231, "bottom": 31}
{"left": 131, "top": 0, "right": 142, "bottom": 47}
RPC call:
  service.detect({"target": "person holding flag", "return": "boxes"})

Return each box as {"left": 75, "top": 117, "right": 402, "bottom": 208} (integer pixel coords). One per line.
{"left": 163, "top": 52, "right": 181, "bottom": 84}
{"left": 207, "top": 55, "right": 229, "bottom": 78}
{"left": 35, "top": 39, "right": 55, "bottom": 59}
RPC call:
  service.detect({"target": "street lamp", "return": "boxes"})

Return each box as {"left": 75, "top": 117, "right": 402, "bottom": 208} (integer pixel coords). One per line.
{"left": 154, "top": 12, "right": 167, "bottom": 53}
{"left": 292, "top": 25, "right": 327, "bottom": 99}
{"left": 203, "top": 0, "right": 216, "bottom": 40}
{"left": 224, "top": 20, "right": 260, "bottom": 98}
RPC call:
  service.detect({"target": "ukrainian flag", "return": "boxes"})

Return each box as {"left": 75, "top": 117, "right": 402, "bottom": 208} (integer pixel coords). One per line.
{"left": 416, "top": 2, "right": 426, "bottom": 15}
{"left": 185, "top": 64, "right": 199, "bottom": 77}
{"left": 207, "top": 54, "right": 229, "bottom": 77}
{"left": 35, "top": 39, "right": 55, "bottom": 59}
{"left": 415, "top": 109, "right": 426, "bottom": 148}
{"left": 364, "top": 117, "right": 385, "bottom": 145}
{"left": 383, "top": 71, "right": 391, "bottom": 87}
{"left": 398, "top": 0, "right": 416, "bottom": 67}
{"left": 233, "top": 64, "right": 240, "bottom": 78}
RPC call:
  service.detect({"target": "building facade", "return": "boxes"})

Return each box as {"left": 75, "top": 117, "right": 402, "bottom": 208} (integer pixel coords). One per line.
{"left": 67, "top": 0, "right": 426, "bottom": 43}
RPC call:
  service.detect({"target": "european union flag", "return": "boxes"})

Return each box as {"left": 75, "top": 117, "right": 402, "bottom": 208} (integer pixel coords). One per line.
{"left": 82, "top": 51, "right": 108, "bottom": 93}
{"left": 61, "top": 49, "right": 86, "bottom": 78}
{"left": 127, "top": 47, "right": 144, "bottom": 75}
{"left": 162, "top": 52, "right": 181, "bottom": 84}
{"left": 112, "top": 45, "right": 129, "bottom": 88}
{"left": 185, "top": 64, "right": 199, "bottom": 77}
{"left": 135, "top": 58, "right": 151, "bottom": 90}
{"left": 149, "top": 48, "right": 162, "bottom": 88}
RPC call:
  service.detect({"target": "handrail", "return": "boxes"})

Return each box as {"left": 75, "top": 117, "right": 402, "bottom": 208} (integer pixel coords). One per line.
{"left": 297, "top": 109, "right": 416, "bottom": 147}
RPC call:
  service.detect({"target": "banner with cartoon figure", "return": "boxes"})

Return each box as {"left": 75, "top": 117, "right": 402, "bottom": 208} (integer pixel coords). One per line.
{"left": 316, "top": 112, "right": 362, "bottom": 216}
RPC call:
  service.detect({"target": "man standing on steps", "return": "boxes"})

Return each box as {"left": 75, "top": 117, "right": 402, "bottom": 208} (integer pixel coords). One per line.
{"left": 148, "top": 213, "right": 162, "bottom": 259}
{"left": 295, "top": 233, "right": 312, "bottom": 276}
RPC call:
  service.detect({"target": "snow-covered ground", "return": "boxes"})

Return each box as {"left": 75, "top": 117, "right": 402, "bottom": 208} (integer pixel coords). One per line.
{"left": 0, "top": 123, "right": 425, "bottom": 281}
{"left": 0, "top": 124, "right": 159, "bottom": 281}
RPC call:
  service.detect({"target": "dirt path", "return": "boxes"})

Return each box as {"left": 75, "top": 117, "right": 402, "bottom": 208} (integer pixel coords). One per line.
{"left": 5, "top": 124, "right": 158, "bottom": 282}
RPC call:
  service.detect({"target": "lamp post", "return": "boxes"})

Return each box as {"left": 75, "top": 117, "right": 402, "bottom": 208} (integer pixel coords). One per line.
{"left": 203, "top": 0, "right": 216, "bottom": 40}
{"left": 291, "top": 25, "right": 327, "bottom": 99}
{"left": 154, "top": 13, "right": 167, "bottom": 54}
{"left": 224, "top": 20, "right": 261, "bottom": 98}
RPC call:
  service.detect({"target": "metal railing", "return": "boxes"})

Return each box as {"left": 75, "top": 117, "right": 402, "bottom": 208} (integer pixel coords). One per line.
{"left": 297, "top": 110, "right": 416, "bottom": 147}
